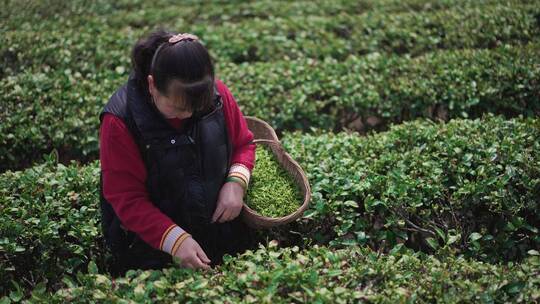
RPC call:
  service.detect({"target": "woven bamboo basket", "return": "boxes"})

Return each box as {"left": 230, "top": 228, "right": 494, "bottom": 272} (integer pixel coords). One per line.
{"left": 241, "top": 116, "right": 311, "bottom": 229}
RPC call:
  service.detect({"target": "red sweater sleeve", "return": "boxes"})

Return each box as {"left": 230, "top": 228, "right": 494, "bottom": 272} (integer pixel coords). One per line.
{"left": 216, "top": 78, "right": 256, "bottom": 172}
{"left": 99, "top": 113, "right": 180, "bottom": 251}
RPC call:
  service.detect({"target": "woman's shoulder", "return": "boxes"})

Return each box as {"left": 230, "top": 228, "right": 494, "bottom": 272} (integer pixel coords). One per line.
{"left": 214, "top": 77, "right": 233, "bottom": 99}
{"left": 100, "top": 113, "right": 132, "bottom": 138}
{"left": 215, "top": 77, "right": 242, "bottom": 111}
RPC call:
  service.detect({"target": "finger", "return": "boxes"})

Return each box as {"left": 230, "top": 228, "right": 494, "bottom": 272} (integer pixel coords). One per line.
{"left": 218, "top": 208, "right": 231, "bottom": 223}
{"left": 232, "top": 206, "right": 242, "bottom": 219}
{"left": 230, "top": 207, "right": 241, "bottom": 220}
{"left": 182, "top": 261, "right": 194, "bottom": 269}
{"left": 191, "top": 254, "right": 208, "bottom": 269}
{"left": 212, "top": 204, "right": 225, "bottom": 223}
{"left": 197, "top": 248, "right": 211, "bottom": 264}
{"left": 226, "top": 205, "right": 239, "bottom": 220}
{"left": 194, "top": 256, "right": 211, "bottom": 270}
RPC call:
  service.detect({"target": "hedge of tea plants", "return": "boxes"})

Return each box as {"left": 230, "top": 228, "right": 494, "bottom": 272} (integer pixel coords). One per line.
{"left": 199, "top": 2, "right": 540, "bottom": 62}
{"left": 2, "top": 0, "right": 535, "bottom": 30}
{"left": 30, "top": 245, "right": 540, "bottom": 303}
{"left": 2, "top": 41, "right": 539, "bottom": 171}
{"left": 174, "top": 0, "right": 538, "bottom": 25}
{"left": 2, "top": 116, "right": 538, "bottom": 298}
{"left": 3, "top": 1, "right": 537, "bottom": 78}
{"left": 3, "top": 1, "right": 538, "bottom": 72}
{"left": 1, "top": 1, "right": 538, "bottom": 171}
{"left": 220, "top": 41, "right": 540, "bottom": 131}
{"left": 2, "top": 0, "right": 538, "bottom": 74}
{"left": 281, "top": 115, "right": 540, "bottom": 263}
{"left": 0, "top": 156, "right": 106, "bottom": 296}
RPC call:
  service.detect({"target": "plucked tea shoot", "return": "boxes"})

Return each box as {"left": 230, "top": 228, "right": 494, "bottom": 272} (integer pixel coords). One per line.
{"left": 245, "top": 145, "right": 303, "bottom": 218}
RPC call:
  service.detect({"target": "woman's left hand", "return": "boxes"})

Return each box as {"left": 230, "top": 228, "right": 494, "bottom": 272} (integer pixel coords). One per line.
{"left": 211, "top": 181, "right": 245, "bottom": 223}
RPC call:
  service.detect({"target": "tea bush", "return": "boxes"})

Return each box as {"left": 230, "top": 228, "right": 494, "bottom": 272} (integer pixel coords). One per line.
{"left": 3, "top": 0, "right": 522, "bottom": 32}
{"left": 187, "top": 0, "right": 533, "bottom": 25}
{"left": 2, "top": 42, "right": 539, "bottom": 171}
{"left": 200, "top": 2, "right": 539, "bottom": 62}
{"left": 281, "top": 115, "right": 540, "bottom": 262}
{"left": 34, "top": 244, "right": 540, "bottom": 303}
{"left": 0, "top": 69, "right": 124, "bottom": 170}
{"left": 2, "top": 116, "right": 538, "bottom": 296}
{"left": 0, "top": 157, "right": 107, "bottom": 296}
{"left": 2, "top": 1, "right": 538, "bottom": 171}
{"left": 2, "top": 1, "right": 538, "bottom": 76}
{"left": 221, "top": 41, "right": 540, "bottom": 131}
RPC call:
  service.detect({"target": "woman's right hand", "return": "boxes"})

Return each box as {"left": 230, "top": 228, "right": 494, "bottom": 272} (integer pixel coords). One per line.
{"left": 173, "top": 235, "right": 212, "bottom": 270}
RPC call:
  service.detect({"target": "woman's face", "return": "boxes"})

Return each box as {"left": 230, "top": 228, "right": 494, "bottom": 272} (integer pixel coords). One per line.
{"left": 147, "top": 75, "right": 192, "bottom": 119}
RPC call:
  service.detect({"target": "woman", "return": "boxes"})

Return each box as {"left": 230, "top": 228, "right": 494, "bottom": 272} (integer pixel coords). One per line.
{"left": 99, "top": 29, "right": 257, "bottom": 276}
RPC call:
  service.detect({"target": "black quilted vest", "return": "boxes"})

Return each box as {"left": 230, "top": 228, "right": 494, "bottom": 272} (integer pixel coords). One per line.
{"left": 99, "top": 72, "right": 252, "bottom": 270}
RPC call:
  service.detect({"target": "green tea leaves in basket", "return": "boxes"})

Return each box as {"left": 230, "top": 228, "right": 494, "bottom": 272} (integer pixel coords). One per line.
{"left": 245, "top": 145, "right": 303, "bottom": 218}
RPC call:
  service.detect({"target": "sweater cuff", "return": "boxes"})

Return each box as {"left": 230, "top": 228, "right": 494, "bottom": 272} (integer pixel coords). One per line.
{"left": 228, "top": 163, "right": 251, "bottom": 187}
{"left": 160, "top": 224, "right": 189, "bottom": 255}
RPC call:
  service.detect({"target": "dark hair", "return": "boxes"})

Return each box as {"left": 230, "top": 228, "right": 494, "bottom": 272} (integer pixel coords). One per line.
{"left": 131, "top": 29, "right": 215, "bottom": 114}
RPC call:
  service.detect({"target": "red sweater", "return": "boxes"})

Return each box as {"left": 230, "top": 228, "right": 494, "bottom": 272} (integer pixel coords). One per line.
{"left": 99, "top": 78, "right": 255, "bottom": 255}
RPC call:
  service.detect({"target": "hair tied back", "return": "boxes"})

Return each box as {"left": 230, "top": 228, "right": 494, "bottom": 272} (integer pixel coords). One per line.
{"left": 150, "top": 33, "right": 201, "bottom": 74}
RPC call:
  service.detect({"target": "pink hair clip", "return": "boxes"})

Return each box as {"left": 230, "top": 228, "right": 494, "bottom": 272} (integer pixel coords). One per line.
{"left": 169, "top": 33, "right": 199, "bottom": 44}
